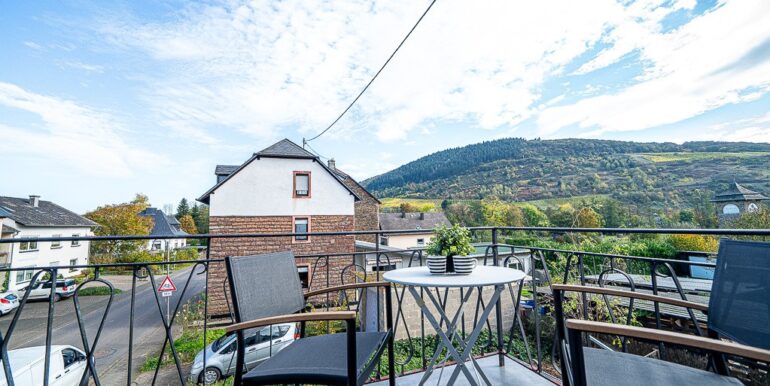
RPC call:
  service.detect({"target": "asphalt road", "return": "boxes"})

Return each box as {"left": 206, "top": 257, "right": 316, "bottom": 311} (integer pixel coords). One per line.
{"left": 0, "top": 265, "right": 207, "bottom": 385}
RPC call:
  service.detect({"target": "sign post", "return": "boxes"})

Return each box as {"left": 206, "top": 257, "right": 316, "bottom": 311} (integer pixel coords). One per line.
{"left": 158, "top": 275, "right": 177, "bottom": 320}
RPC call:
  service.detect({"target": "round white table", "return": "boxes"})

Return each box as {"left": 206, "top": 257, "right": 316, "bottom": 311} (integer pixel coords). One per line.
{"left": 383, "top": 266, "right": 526, "bottom": 386}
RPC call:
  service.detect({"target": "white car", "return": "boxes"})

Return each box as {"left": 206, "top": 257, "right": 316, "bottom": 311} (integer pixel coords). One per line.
{"left": 17, "top": 279, "right": 77, "bottom": 302}
{"left": 0, "top": 345, "right": 87, "bottom": 385}
{"left": 0, "top": 292, "right": 19, "bottom": 316}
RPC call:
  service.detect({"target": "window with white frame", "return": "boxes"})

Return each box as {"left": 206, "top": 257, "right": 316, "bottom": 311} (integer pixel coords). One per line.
{"left": 416, "top": 238, "right": 425, "bottom": 246}
{"left": 19, "top": 238, "right": 38, "bottom": 252}
{"left": 294, "top": 218, "right": 309, "bottom": 241}
{"left": 152, "top": 241, "right": 162, "bottom": 251}
{"left": 51, "top": 234, "right": 62, "bottom": 249}
{"left": 293, "top": 172, "right": 310, "bottom": 197}
{"left": 15, "top": 268, "right": 36, "bottom": 284}
{"left": 71, "top": 234, "right": 80, "bottom": 247}
{"left": 70, "top": 258, "right": 78, "bottom": 272}
{"left": 297, "top": 265, "right": 310, "bottom": 288}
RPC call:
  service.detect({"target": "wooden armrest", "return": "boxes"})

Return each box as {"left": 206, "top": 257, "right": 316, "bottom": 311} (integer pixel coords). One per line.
{"left": 552, "top": 284, "right": 708, "bottom": 312}
{"left": 225, "top": 311, "right": 356, "bottom": 333}
{"left": 304, "top": 281, "right": 391, "bottom": 299}
{"left": 566, "top": 319, "right": 770, "bottom": 363}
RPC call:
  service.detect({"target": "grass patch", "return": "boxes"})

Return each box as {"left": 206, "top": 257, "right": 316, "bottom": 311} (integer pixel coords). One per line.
{"left": 77, "top": 287, "right": 123, "bottom": 296}
{"left": 639, "top": 152, "right": 769, "bottom": 163}
{"left": 140, "top": 328, "right": 226, "bottom": 373}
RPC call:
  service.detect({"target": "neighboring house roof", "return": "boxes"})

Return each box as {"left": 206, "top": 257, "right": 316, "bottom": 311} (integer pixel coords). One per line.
{"left": 215, "top": 165, "right": 239, "bottom": 176}
{"left": 0, "top": 196, "right": 97, "bottom": 227}
{"left": 139, "top": 208, "right": 189, "bottom": 237}
{"left": 712, "top": 182, "right": 769, "bottom": 202}
{"left": 197, "top": 138, "right": 361, "bottom": 204}
{"left": 2, "top": 224, "right": 19, "bottom": 234}
{"left": 379, "top": 212, "right": 451, "bottom": 232}
{"left": 329, "top": 164, "right": 381, "bottom": 204}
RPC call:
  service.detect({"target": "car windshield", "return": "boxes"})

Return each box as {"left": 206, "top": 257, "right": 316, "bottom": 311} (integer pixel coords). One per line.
{"left": 211, "top": 334, "right": 236, "bottom": 352}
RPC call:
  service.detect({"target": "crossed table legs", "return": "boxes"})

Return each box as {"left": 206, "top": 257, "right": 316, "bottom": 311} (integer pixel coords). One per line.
{"left": 407, "top": 284, "right": 504, "bottom": 386}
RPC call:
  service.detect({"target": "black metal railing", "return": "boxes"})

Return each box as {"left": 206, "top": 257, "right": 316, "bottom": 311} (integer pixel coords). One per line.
{"left": 0, "top": 226, "right": 768, "bottom": 385}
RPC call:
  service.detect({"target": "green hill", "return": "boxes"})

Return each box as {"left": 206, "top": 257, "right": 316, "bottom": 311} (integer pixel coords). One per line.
{"left": 363, "top": 138, "right": 770, "bottom": 211}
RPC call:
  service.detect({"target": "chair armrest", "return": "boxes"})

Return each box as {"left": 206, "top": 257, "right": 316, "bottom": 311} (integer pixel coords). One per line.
{"left": 304, "top": 281, "right": 391, "bottom": 299}
{"left": 552, "top": 283, "right": 708, "bottom": 312}
{"left": 566, "top": 319, "right": 770, "bottom": 363}
{"left": 225, "top": 311, "right": 356, "bottom": 333}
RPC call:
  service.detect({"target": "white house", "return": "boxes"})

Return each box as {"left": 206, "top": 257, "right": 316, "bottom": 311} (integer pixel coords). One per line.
{"left": 0, "top": 195, "right": 96, "bottom": 291}
{"left": 378, "top": 211, "right": 452, "bottom": 249}
{"left": 138, "top": 207, "right": 188, "bottom": 251}
{"left": 197, "top": 138, "right": 366, "bottom": 315}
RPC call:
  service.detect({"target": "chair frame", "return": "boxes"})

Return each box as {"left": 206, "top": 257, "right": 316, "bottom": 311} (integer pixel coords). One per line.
{"left": 225, "top": 273, "right": 396, "bottom": 386}
{"left": 553, "top": 284, "right": 770, "bottom": 386}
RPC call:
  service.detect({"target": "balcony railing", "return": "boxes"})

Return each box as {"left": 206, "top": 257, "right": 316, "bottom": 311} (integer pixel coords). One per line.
{"left": 0, "top": 227, "right": 768, "bottom": 385}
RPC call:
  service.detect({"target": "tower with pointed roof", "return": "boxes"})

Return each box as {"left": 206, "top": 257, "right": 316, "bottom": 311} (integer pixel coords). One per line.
{"left": 711, "top": 182, "right": 768, "bottom": 227}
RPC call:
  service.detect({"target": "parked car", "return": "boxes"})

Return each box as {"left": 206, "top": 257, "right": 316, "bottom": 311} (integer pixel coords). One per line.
{"left": 17, "top": 279, "right": 77, "bottom": 301}
{"left": 0, "top": 345, "right": 87, "bottom": 385}
{"left": 0, "top": 292, "right": 19, "bottom": 316}
{"left": 190, "top": 323, "right": 297, "bottom": 384}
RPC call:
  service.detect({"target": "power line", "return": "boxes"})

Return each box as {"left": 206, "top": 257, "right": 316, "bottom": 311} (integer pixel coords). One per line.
{"left": 305, "top": 0, "right": 439, "bottom": 143}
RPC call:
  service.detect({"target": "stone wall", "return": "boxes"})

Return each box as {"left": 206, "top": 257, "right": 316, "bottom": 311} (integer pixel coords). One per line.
{"left": 338, "top": 176, "right": 380, "bottom": 243}
{"left": 207, "top": 215, "right": 355, "bottom": 317}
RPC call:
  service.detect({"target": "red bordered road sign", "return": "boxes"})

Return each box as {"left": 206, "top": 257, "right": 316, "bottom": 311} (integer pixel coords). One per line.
{"left": 158, "top": 276, "right": 177, "bottom": 292}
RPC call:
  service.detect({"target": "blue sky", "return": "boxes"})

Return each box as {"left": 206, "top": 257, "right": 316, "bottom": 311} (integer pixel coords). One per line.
{"left": 1, "top": 0, "right": 769, "bottom": 213}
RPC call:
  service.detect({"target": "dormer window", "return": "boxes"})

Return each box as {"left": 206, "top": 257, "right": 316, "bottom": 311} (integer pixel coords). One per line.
{"left": 293, "top": 172, "right": 311, "bottom": 198}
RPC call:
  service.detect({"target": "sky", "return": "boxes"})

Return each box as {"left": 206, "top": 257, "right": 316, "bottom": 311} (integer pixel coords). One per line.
{"left": 1, "top": 0, "right": 769, "bottom": 213}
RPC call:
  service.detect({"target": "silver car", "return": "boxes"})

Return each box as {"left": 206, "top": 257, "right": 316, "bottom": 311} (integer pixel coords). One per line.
{"left": 190, "top": 323, "right": 297, "bottom": 384}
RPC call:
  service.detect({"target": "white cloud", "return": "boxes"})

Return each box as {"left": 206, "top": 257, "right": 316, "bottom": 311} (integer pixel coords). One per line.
{"left": 537, "top": 0, "right": 770, "bottom": 137}
{"left": 23, "top": 41, "right": 43, "bottom": 50}
{"left": 87, "top": 0, "right": 770, "bottom": 145}
{"left": 0, "top": 82, "right": 168, "bottom": 177}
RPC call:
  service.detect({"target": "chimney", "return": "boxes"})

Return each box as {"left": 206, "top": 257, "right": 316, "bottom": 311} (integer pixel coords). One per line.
{"left": 29, "top": 195, "right": 40, "bottom": 207}
{"left": 328, "top": 158, "right": 336, "bottom": 170}
{"left": 420, "top": 212, "right": 425, "bottom": 220}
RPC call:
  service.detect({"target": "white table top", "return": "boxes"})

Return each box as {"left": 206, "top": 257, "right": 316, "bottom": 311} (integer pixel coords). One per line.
{"left": 383, "top": 266, "right": 525, "bottom": 288}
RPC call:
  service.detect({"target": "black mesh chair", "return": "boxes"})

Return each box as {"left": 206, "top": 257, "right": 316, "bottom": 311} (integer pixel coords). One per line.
{"left": 553, "top": 239, "right": 770, "bottom": 386}
{"left": 224, "top": 251, "right": 395, "bottom": 386}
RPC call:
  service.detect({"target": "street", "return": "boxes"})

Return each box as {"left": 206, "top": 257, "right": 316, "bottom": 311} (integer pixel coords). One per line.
{"left": 0, "top": 265, "right": 208, "bottom": 385}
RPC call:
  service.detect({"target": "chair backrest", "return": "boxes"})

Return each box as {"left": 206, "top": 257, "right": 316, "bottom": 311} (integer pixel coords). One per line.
{"left": 708, "top": 239, "right": 770, "bottom": 350}
{"left": 225, "top": 251, "right": 306, "bottom": 323}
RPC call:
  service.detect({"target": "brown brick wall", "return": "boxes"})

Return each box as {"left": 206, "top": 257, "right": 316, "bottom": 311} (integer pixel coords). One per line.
{"left": 339, "top": 177, "right": 380, "bottom": 243}
{"left": 207, "top": 215, "right": 355, "bottom": 317}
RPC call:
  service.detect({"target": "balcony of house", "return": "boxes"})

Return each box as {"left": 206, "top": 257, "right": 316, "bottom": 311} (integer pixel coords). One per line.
{"left": 0, "top": 227, "right": 768, "bottom": 386}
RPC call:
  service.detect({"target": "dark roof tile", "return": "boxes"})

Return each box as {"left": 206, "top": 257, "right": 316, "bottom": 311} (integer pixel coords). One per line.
{"left": 379, "top": 212, "right": 450, "bottom": 231}
{"left": 0, "top": 196, "right": 97, "bottom": 227}
{"left": 139, "top": 208, "right": 189, "bottom": 237}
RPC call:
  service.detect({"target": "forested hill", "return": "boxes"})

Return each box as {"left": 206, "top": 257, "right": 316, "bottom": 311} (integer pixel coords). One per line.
{"left": 362, "top": 138, "right": 770, "bottom": 209}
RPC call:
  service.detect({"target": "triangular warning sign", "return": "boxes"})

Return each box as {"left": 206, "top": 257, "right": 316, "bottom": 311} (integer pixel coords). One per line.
{"left": 158, "top": 276, "right": 177, "bottom": 292}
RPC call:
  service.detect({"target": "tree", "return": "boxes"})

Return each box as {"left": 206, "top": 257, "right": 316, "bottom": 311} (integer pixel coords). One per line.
{"left": 678, "top": 209, "right": 695, "bottom": 223}
{"left": 480, "top": 199, "right": 524, "bottom": 227}
{"left": 85, "top": 193, "right": 154, "bottom": 257}
{"left": 176, "top": 198, "right": 190, "bottom": 218}
{"left": 193, "top": 204, "right": 209, "bottom": 234}
{"left": 690, "top": 189, "right": 718, "bottom": 228}
{"left": 597, "top": 198, "right": 627, "bottom": 228}
{"left": 668, "top": 234, "right": 718, "bottom": 252}
{"left": 519, "top": 203, "right": 549, "bottom": 227}
{"left": 575, "top": 207, "right": 602, "bottom": 228}
{"left": 179, "top": 214, "right": 198, "bottom": 234}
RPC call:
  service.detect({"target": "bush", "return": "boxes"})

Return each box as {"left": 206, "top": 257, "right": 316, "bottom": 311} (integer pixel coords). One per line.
{"left": 77, "top": 286, "right": 123, "bottom": 296}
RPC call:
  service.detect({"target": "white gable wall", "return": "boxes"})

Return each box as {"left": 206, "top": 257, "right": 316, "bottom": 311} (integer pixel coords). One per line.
{"left": 209, "top": 157, "right": 355, "bottom": 216}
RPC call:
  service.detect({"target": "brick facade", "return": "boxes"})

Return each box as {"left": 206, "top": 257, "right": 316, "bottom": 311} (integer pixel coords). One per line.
{"left": 336, "top": 169, "right": 380, "bottom": 243}
{"left": 207, "top": 215, "right": 355, "bottom": 317}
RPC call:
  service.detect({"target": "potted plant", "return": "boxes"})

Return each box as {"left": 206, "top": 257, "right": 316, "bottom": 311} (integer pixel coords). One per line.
{"left": 426, "top": 224, "right": 475, "bottom": 274}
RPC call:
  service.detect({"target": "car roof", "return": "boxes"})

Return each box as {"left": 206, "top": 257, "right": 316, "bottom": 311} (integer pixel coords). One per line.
{"left": 0, "top": 346, "right": 76, "bottom": 379}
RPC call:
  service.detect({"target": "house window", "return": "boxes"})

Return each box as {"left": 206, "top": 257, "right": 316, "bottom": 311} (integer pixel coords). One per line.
{"left": 293, "top": 172, "right": 311, "bottom": 198}
{"left": 51, "top": 235, "right": 62, "bottom": 249}
{"left": 15, "top": 268, "right": 36, "bottom": 284}
{"left": 379, "top": 236, "right": 389, "bottom": 246}
{"left": 71, "top": 234, "right": 80, "bottom": 247}
{"left": 152, "top": 241, "right": 162, "bottom": 251}
{"left": 297, "top": 265, "right": 310, "bottom": 289}
{"left": 416, "top": 238, "right": 425, "bottom": 246}
{"left": 70, "top": 258, "right": 78, "bottom": 272}
{"left": 19, "top": 238, "right": 38, "bottom": 252}
{"left": 294, "top": 218, "right": 309, "bottom": 241}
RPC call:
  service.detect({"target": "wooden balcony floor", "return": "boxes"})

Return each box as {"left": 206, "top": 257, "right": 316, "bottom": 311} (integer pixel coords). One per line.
{"left": 370, "top": 356, "right": 555, "bottom": 386}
